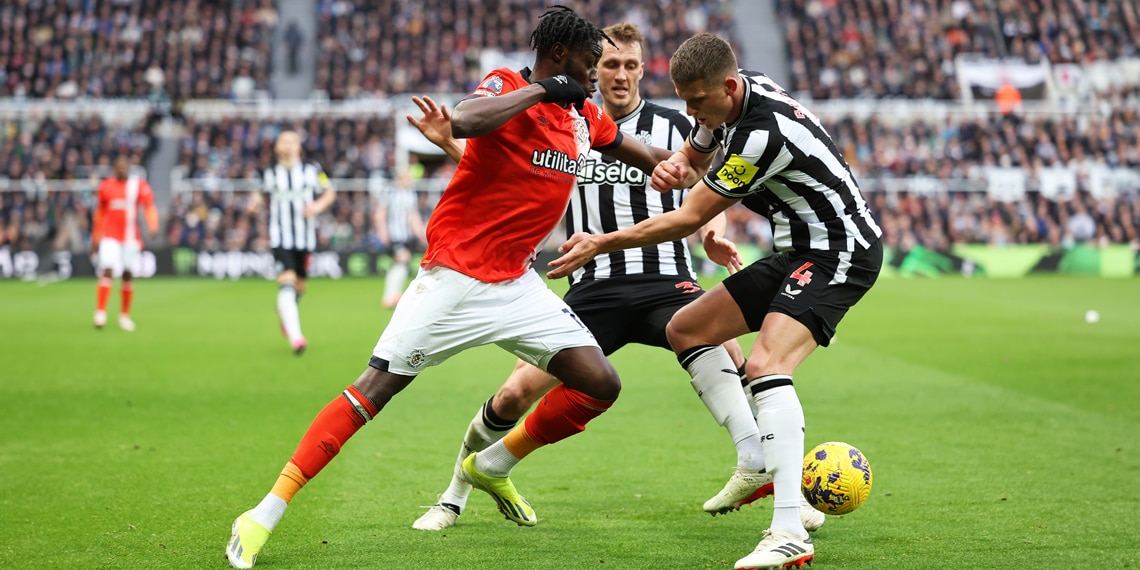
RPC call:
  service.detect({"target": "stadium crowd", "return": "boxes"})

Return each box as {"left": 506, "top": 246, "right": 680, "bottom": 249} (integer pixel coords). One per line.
{"left": 1, "top": 0, "right": 1138, "bottom": 270}
{"left": 314, "top": 0, "right": 738, "bottom": 99}
{"left": 777, "top": 0, "right": 1140, "bottom": 100}
{"left": 1, "top": 0, "right": 277, "bottom": 100}
{"left": 177, "top": 114, "right": 396, "bottom": 182}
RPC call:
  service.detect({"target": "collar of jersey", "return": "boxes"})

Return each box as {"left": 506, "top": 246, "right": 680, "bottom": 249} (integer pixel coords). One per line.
{"left": 725, "top": 69, "right": 752, "bottom": 131}
{"left": 613, "top": 99, "right": 646, "bottom": 125}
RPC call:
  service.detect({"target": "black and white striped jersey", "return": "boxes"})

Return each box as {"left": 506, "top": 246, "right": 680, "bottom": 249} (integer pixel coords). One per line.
{"left": 374, "top": 181, "right": 419, "bottom": 246}
{"left": 694, "top": 71, "right": 882, "bottom": 253}
{"left": 262, "top": 162, "right": 330, "bottom": 251}
{"left": 565, "top": 100, "right": 695, "bottom": 285}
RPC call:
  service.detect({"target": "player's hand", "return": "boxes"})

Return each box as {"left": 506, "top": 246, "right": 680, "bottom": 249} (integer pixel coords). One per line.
{"left": 88, "top": 242, "right": 98, "bottom": 258}
{"left": 537, "top": 75, "right": 587, "bottom": 108}
{"left": 702, "top": 229, "right": 743, "bottom": 274}
{"left": 651, "top": 160, "right": 690, "bottom": 193}
{"left": 406, "top": 96, "right": 453, "bottom": 147}
{"left": 302, "top": 203, "right": 320, "bottom": 218}
{"left": 546, "top": 232, "right": 600, "bottom": 279}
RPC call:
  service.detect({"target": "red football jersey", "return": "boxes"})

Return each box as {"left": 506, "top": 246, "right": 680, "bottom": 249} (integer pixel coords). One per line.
{"left": 421, "top": 68, "right": 622, "bottom": 282}
{"left": 97, "top": 176, "right": 154, "bottom": 243}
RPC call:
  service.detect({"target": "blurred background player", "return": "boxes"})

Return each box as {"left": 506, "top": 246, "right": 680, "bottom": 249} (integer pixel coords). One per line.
{"left": 373, "top": 168, "right": 425, "bottom": 309}
{"left": 90, "top": 154, "right": 158, "bottom": 331}
{"left": 225, "top": 7, "right": 679, "bottom": 568}
{"left": 549, "top": 33, "right": 882, "bottom": 570}
{"left": 247, "top": 129, "right": 335, "bottom": 355}
{"left": 406, "top": 23, "right": 822, "bottom": 534}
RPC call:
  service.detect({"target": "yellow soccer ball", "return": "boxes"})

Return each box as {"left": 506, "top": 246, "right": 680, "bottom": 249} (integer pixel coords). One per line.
{"left": 801, "top": 441, "right": 873, "bottom": 515}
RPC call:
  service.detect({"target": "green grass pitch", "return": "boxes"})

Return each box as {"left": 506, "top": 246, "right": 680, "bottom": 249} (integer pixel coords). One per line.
{"left": 1, "top": 275, "right": 1138, "bottom": 569}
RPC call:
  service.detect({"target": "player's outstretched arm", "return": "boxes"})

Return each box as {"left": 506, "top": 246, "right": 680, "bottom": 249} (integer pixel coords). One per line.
{"left": 450, "top": 83, "right": 548, "bottom": 139}
{"left": 406, "top": 96, "right": 465, "bottom": 163}
{"left": 547, "top": 183, "right": 737, "bottom": 279}
{"left": 602, "top": 136, "right": 675, "bottom": 176}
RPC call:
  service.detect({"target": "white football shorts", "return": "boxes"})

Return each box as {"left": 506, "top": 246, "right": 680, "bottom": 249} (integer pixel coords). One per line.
{"left": 372, "top": 265, "right": 598, "bottom": 376}
{"left": 98, "top": 238, "right": 141, "bottom": 276}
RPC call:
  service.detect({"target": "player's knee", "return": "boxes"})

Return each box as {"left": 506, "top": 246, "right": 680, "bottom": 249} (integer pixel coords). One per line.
{"left": 665, "top": 315, "right": 699, "bottom": 354}
{"left": 493, "top": 384, "right": 534, "bottom": 419}
{"left": 548, "top": 348, "right": 621, "bottom": 401}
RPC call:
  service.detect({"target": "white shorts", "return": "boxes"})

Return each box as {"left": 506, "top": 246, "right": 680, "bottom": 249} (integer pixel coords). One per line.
{"left": 372, "top": 266, "right": 598, "bottom": 376}
{"left": 98, "top": 238, "right": 141, "bottom": 276}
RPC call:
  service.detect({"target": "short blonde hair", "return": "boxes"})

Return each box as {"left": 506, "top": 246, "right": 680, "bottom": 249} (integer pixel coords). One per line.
{"left": 603, "top": 23, "right": 646, "bottom": 56}
{"left": 670, "top": 33, "right": 737, "bottom": 87}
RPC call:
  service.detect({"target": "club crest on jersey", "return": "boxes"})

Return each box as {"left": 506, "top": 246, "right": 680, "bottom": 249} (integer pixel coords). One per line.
{"left": 574, "top": 117, "right": 589, "bottom": 147}
{"left": 635, "top": 130, "right": 653, "bottom": 145}
{"left": 473, "top": 75, "right": 504, "bottom": 97}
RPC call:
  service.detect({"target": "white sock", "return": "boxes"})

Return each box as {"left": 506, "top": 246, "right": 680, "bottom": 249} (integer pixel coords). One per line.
{"left": 681, "top": 345, "right": 765, "bottom": 470}
{"left": 474, "top": 439, "right": 521, "bottom": 478}
{"left": 247, "top": 493, "right": 287, "bottom": 532}
{"left": 383, "top": 262, "right": 409, "bottom": 302}
{"left": 439, "top": 401, "right": 513, "bottom": 509}
{"left": 750, "top": 375, "right": 806, "bottom": 538}
{"left": 277, "top": 284, "right": 303, "bottom": 343}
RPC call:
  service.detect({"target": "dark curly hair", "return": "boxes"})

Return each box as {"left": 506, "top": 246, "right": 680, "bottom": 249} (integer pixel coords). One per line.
{"left": 529, "top": 5, "right": 614, "bottom": 57}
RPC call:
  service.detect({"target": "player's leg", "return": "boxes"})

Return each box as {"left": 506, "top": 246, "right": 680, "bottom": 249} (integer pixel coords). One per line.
{"left": 463, "top": 272, "right": 620, "bottom": 526}
{"left": 229, "top": 266, "right": 490, "bottom": 566}
{"left": 117, "top": 241, "right": 140, "bottom": 331}
{"left": 661, "top": 285, "right": 777, "bottom": 514}
{"left": 93, "top": 239, "right": 118, "bottom": 328}
{"left": 413, "top": 360, "right": 558, "bottom": 530}
{"left": 619, "top": 276, "right": 768, "bottom": 514}
{"left": 383, "top": 245, "right": 410, "bottom": 309}
{"left": 274, "top": 247, "right": 306, "bottom": 353}
{"left": 227, "top": 365, "right": 413, "bottom": 569}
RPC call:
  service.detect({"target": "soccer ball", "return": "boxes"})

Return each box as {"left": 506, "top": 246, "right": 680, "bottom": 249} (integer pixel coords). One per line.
{"left": 801, "top": 441, "right": 873, "bottom": 515}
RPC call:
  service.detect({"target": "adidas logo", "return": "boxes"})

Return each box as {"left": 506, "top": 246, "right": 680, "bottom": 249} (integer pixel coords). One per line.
{"left": 769, "top": 537, "right": 811, "bottom": 558}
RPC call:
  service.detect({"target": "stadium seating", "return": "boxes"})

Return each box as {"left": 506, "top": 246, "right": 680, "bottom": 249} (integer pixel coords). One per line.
{"left": 0, "top": 0, "right": 277, "bottom": 99}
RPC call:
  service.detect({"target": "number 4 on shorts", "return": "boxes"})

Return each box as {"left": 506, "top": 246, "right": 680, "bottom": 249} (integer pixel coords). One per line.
{"left": 791, "top": 262, "right": 814, "bottom": 287}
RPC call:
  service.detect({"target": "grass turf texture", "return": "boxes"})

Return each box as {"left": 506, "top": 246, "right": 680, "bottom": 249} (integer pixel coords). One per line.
{"left": 1, "top": 276, "right": 1138, "bottom": 569}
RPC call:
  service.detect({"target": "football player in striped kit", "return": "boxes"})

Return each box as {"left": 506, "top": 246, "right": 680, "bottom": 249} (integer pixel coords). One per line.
{"left": 373, "top": 169, "right": 425, "bottom": 309}
{"left": 549, "top": 33, "right": 883, "bottom": 570}
{"left": 248, "top": 130, "right": 335, "bottom": 355}
{"left": 408, "top": 23, "right": 822, "bottom": 535}
{"left": 91, "top": 154, "right": 158, "bottom": 331}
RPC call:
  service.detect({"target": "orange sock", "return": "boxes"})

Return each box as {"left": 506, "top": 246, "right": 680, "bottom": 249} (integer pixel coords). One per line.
{"left": 501, "top": 425, "right": 543, "bottom": 461}
{"left": 289, "top": 386, "right": 379, "bottom": 479}
{"left": 521, "top": 385, "right": 614, "bottom": 447}
{"left": 96, "top": 277, "right": 111, "bottom": 311}
{"left": 269, "top": 461, "right": 310, "bottom": 503}
{"left": 121, "top": 281, "right": 133, "bottom": 315}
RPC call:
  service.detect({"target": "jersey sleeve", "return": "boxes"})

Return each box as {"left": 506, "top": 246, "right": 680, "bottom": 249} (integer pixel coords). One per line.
{"left": 313, "top": 163, "right": 332, "bottom": 190}
{"left": 688, "top": 123, "right": 719, "bottom": 154}
{"left": 139, "top": 180, "right": 155, "bottom": 206}
{"left": 583, "top": 101, "right": 622, "bottom": 152}
{"left": 702, "top": 121, "right": 792, "bottom": 199}
{"left": 464, "top": 68, "right": 522, "bottom": 101}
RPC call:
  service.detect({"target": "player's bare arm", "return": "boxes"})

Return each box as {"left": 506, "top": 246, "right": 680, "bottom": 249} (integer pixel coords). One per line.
{"left": 547, "top": 182, "right": 738, "bottom": 279}
{"left": 303, "top": 176, "right": 336, "bottom": 218}
{"left": 601, "top": 135, "right": 674, "bottom": 176}
{"left": 144, "top": 202, "right": 160, "bottom": 240}
{"left": 450, "top": 84, "right": 548, "bottom": 139}
{"left": 651, "top": 139, "right": 717, "bottom": 192}
{"left": 407, "top": 96, "right": 465, "bottom": 163}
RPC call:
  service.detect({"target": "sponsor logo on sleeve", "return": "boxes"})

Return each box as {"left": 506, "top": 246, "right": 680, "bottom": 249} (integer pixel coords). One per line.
{"left": 715, "top": 155, "right": 759, "bottom": 189}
